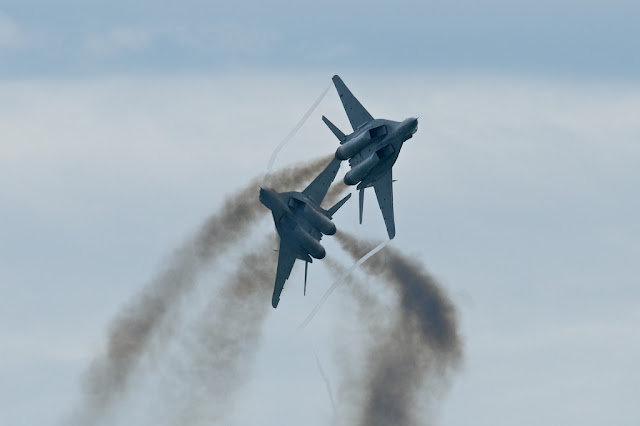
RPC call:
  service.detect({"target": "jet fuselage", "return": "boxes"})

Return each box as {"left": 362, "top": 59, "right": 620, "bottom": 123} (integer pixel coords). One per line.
{"left": 259, "top": 188, "right": 335, "bottom": 262}
{"left": 338, "top": 117, "right": 418, "bottom": 189}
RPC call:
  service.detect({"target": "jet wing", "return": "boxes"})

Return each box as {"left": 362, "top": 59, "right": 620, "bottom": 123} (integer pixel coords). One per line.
{"left": 372, "top": 169, "right": 396, "bottom": 239}
{"left": 332, "top": 75, "right": 374, "bottom": 132}
{"left": 272, "top": 240, "right": 297, "bottom": 308}
{"left": 302, "top": 157, "right": 342, "bottom": 205}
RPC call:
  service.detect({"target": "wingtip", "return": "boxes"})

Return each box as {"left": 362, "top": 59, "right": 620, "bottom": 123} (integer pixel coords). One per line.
{"left": 272, "top": 297, "right": 279, "bottom": 309}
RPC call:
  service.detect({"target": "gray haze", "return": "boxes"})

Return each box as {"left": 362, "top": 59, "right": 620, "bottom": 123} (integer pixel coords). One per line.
{"left": 170, "top": 238, "right": 276, "bottom": 425}
{"left": 335, "top": 232, "right": 462, "bottom": 426}
{"left": 69, "top": 156, "right": 331, "bottom": 425}
{"left": 3, "top": 68, "right": 639, "bottom": 426}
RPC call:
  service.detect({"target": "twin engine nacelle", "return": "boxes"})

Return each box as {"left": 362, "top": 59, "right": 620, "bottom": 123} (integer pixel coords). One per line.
{"left": 292, "top": 225, "right": 326, "bottom": 260}
{"left": 335, "top": 132, "right": 370, "bottom": 160}
{"left": 344, "top": 153, "right": 380, "bottom": 186}
{"left": 335, "top": 124, "right": 388, "bottom": 160}
{"left": 303, "top": 204, "right": 337, "bottom": 235}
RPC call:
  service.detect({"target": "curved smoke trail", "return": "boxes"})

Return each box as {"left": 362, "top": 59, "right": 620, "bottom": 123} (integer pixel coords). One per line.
{"left": 69, "top": 155, "right": 332, "bottom": 426}
{"left": 169, "top": 237, "right": 277, "bottom": 425}
{"left": 333, "top": 231, "right": 463, "bottom": 426}
{"left": 165, "top": 84, "right": 339, "bottom": 422}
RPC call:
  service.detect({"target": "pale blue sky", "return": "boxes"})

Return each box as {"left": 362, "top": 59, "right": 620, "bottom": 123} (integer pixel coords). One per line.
{"left": 1, "top": 2, "right": 639, "bottom": 426}
{"left": 1, "top": 1, "right": 639, "bottom": 78}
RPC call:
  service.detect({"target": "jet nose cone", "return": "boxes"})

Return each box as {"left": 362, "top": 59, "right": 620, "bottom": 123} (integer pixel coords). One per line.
{"left": 259, "top": 187, "right": 268, "bottom": 205}
{"left": 409, "top": 117, "right": 418, "bottom": 134}
{"left": 259, "top": 187, "right": 278, "bottom": 209}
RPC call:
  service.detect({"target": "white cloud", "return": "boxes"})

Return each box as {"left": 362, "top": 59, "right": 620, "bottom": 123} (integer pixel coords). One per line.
{"left": 83, "top": 21, "right": 281, "bottom": 58}
{"left": 0, "top": 11, "right": 27, "bottom": 48}
{"left": 171, "top": 21, "right": 282, "bottom": 56}
{"left": 84, "top": 26, "right": 154, "bottom": 55}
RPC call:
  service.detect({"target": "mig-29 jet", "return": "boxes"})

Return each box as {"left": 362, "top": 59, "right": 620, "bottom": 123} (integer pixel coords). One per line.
{"left": 259, "top": 157, "right": 351, "bottom": 308}
{"left": 322, "top": 75, "right": 418, "bottom": 239}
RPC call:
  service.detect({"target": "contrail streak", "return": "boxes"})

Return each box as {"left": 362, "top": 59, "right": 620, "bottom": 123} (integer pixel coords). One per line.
{"left": 314, "top": 347, "right": 337, "bottom": 415}
{"left": 320, "top": 256, "right": 386, "bottom": 425}
{"left": 69, "top": 156, "right": 332, "bottom": 426}
{"left": 266, "top": 83, "right": 331, "bottom": 172}
{"left": 298, "top": 239, "right": 389, "bottom": 330}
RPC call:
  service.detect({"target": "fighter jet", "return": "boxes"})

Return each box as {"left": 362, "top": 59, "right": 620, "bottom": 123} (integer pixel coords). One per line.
{"left": 259, "top": 157, "right": 351, "bottom": 308}
{"left": 322, "top": 75, "right": 418, "bottom": 239}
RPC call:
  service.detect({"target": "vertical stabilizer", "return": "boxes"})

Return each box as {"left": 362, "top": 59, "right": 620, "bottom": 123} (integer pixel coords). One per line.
{"left": 327, "top": 193, "right": 352, "bottom": 217}
{"left": 359, "top": 188, "right": 365, "bottom": 224}
{"left": 322, "top": 116, "right": 346, "bottom": 142}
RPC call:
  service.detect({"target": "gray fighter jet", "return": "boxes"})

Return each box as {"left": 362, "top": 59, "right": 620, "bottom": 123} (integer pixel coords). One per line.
{"left": 259, "top": 157, "right": 351, "bottom": 308}
{"left": 322, "top": 75, "right": 418, "bottom": 239}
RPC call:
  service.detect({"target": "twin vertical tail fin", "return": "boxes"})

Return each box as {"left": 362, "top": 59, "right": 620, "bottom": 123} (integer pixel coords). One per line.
{"left": 302, "top": 194, "right": 352, "bottom": 296}
{"left": 359, "top": 188, "right": 365, "bottom": 224}
{"left": 322, "top": 116, "right": 346, "bottom": 142}
{"left": 327, "top": 193, "right": 352, "bottom": 217}
{"left": 304, "top": 261, "right": 308, "bottom": 296}
{"left": 299, "top": 194, "right": 352, "bottom": 297}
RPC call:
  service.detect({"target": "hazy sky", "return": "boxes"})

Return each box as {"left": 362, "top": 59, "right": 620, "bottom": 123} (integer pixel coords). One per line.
{"left": 1, "top": 0, "right": 640, "bottom": 78}
{"left": 1, "top": 2, "right": 639, "bottom": 426}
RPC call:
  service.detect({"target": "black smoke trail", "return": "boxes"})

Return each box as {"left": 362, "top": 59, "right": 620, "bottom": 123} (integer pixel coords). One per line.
{"left": 69, "top": 156, "right": 332, "bottom": 425}
{"left": 334, "top": 232, "right": 463, "bottom": 426}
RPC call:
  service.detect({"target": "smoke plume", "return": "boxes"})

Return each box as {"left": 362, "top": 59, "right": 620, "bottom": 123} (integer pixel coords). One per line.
{"left": 171, "top": 238, "right": 276, "bottom": 425}
{"left": 334, "top": 231, "right": 462, "bottom": 426}
{"left": 323, "top": 180, "right": 349, "bottom": 208}
{"left": 70, "top": 155, "right": 331, "bottom": 425}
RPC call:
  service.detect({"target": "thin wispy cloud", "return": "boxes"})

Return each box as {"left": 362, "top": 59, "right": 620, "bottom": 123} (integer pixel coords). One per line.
{"left": 0, "top": 11, "right": 28, "bottom": 49}
{"left": 2, "top": 1, "right": 638, "bottom": 77}
{"left": 84, "top": 27, "right": 154, "bottom": 55}
{"left": 83, "top": 22, "right": 281, "bottom": 58}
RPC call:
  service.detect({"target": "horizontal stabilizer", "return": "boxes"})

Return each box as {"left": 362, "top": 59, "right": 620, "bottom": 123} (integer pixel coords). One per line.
{"left": 322, "top": 116, "right": 346, "bottom": 142}
{"left": 327, "top": 193, "right": 352, "bottom": 217}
